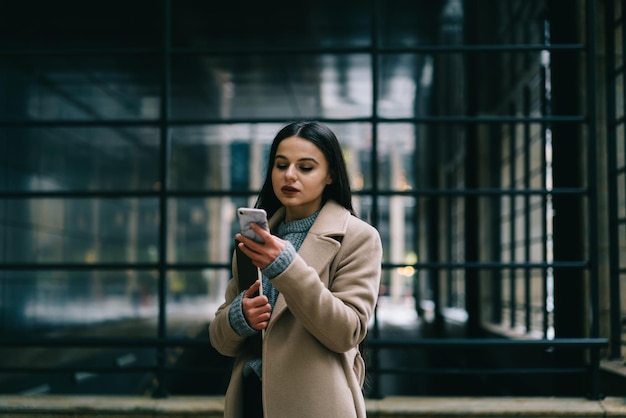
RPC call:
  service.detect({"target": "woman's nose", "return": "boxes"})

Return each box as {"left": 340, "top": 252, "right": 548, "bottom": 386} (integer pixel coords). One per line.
{"left": 285, "top": 165, "right": 297, "bottom": 179}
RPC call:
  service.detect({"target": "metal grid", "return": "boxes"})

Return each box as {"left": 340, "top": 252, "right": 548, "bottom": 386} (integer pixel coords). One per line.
{"left": 0, "top": 0, "right": 610, "bottom": 399}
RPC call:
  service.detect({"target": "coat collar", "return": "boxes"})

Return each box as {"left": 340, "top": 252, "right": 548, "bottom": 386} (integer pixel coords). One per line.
{"left": 267, "top": 201, "right": 350, "bottom": 318}
{"left": 300, "top": 201, "right": 349, "bottom": 278}
{"left": 268, "top": 200, "right": 350, "bottom": 264}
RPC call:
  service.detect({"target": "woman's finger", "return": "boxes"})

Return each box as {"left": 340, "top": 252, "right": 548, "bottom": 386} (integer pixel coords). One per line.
{"left": 244, "top": 280, "right": 261, "bottom": 298}
{"left": 242, "top": 294, "right": 271, "bottom": 330}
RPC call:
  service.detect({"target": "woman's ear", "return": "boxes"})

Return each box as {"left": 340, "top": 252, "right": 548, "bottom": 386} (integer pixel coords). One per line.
{"left": 326, "top": 170, "right": 335, "bottom": 185}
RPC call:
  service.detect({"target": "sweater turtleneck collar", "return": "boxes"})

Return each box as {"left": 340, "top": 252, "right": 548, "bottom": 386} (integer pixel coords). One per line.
{"left": 277, "top": 210, "right": 320, "bottom": 237}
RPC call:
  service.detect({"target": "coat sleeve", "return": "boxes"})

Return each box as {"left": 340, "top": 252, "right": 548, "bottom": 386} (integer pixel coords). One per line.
{"left": 208, "top": 252, "right": 248, "bottom": 357}
{"left": 270, "top": 218, "right": 382, "bottom": 353}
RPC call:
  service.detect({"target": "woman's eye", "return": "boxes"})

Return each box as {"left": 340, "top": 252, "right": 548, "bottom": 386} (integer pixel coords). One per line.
{"left": 299, "top": 166, "right": 313, "bottom": 172}
{"left": 276, "top": 163, "right": 288, "bottom": 170}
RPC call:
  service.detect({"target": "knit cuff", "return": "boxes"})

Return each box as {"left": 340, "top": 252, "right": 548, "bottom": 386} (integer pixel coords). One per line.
{"left": 228, "top": 292, "right": 259, "bottom": 337}
{"left": 262, "top": 241, "right": 296, "bottom": 279}
{"left": 243, "top": 358, "right": 263, "bottom": 379}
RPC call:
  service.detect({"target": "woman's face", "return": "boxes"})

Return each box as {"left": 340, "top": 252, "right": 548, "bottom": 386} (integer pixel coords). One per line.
{"left": 271, "top": 136, "right": 332, "bottom": 222}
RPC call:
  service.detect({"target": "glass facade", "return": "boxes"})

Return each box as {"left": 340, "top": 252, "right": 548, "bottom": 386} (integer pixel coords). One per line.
{"left": 0, "top": 0, "right": 619, "bottom": 399}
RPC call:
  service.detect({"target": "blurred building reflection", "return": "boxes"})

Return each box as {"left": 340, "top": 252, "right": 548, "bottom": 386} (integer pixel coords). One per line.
{"left": 0, "top": 0, "right": 623, "bottom": 398}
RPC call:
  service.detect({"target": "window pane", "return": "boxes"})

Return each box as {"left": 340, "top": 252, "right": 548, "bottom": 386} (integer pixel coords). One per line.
{"left": 0, "top": 56, "right": 161, "bottom": 122}
{"left": 325, "top": 122, "right": 373, "bottom": 192}
{"left": 171, "top": 54, "right": 372, "bottom": 120}
{"left": 170, "top": 124, "right": 280, "bottom": 191}
{"left": 170, "top": 122, "right": 372, "bottom": 192}
{"left": 378, "top": 54, "right": 429, "bottom": 118}
{"left": 0, "top": 1, "right": 160, "bottom": 50}
{"left": 0, "top": 198, "right": 159, "bottom": 263}
{"left": 166, "top": 268, "right": 228, "bottom": 331}
{"left": 0, "top": 127, "right": 160, "bottom": 192}
{"left": 171, "top": 0, "right": 371, "bottom": 49}
{"left": 167, "top": 198, "right": 240, "bottom": 264}
{"left": 378, "top": 196, "right": 417, "bottom": 266}
{"left": 376, "top": 195, "right": 417, "bottom": 315}
{"left": 378, "top": 1, "right": 440, "bottom": 48}
{"left": 0, "top": 270, "right": 158, "bottom": 333}
{"left": 377, "top": 123, "right": 416, "bottom": 191}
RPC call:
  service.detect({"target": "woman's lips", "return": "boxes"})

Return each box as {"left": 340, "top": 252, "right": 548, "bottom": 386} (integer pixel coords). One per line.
{"left": 281, "top": 186, "right": 298, "bottom": 194}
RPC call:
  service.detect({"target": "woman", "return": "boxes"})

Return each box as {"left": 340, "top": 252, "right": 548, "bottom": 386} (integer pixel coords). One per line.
{"left": 209, "top": 121, "right": 382, "bottom": 418}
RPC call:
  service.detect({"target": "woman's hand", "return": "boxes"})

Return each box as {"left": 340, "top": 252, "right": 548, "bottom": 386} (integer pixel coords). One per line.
{"left": 242, "top": 280, "right": 271, "bottom": 331}
{"left": 236, "top": 223, "right": 286, "bottom": 269}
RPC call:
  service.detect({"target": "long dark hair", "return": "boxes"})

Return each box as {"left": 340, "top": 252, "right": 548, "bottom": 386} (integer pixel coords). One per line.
{"left": 255, "top": 121, "right": 354, "bottom": 218}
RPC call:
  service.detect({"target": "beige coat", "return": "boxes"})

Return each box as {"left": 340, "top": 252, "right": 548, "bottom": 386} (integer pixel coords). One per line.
{"left": 209, "top": 201, "right": 382, "bottom": 418}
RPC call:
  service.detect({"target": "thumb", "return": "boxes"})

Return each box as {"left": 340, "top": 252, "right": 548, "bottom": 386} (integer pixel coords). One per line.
{"left": 244, "top": 280, "right": 261, "bottom": 298}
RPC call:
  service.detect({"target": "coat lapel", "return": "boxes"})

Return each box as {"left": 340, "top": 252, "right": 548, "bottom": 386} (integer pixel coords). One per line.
{"left": 267, "top": 201, "right": 349, "bottom": 320}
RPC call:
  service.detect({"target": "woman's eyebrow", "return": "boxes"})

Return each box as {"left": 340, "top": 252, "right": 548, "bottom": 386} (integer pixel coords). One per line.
{"left": 275, "top": 155, "right": 319, "bottom": 164}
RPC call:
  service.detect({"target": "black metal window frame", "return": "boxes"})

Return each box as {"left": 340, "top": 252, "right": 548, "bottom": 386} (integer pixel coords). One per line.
{"left": 606, "top": 0, "right": 626, "bottom": 361}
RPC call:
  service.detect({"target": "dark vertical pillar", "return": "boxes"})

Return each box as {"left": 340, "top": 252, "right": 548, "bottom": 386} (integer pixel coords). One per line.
{"left": 0, "top": 62, "right": 34, "bottom": 334}
{"left": 489, "top": 124, "right": 503, "bottom": 324}
{"left": 463, "top": 0, "right": 480, "bottom": 337}
{"left": 427, "top": 135, "right": 444, "bottom": 334}
{"left": 605, "top": 0, "right": 623, "bottom": 360}
{"left": 547, "top": 0, "right": 586, "bottom": 394}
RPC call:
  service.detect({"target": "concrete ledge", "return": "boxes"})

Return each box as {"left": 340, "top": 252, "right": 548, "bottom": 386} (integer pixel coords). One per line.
{"left": 366, "top": 397, "right": 626, "bottom": 417}
{"left": 0, "top": 395, "right": 625, "bottom": 417}
{"left": 0, "top": 395, "right": 225, "bottom": 418}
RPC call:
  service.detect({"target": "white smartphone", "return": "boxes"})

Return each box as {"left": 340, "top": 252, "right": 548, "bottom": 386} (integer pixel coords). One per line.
{"left": 237, "top": 207, "right": 269, "bottom": 244}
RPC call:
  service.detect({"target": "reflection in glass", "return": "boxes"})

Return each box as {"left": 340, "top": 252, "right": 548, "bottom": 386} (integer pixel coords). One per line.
{"left": 377, "top": 196, "right": 417, "bottom": 302}
{"left": 170, "top": 123, "right": 372, "bottom": 192}
{"left": 618, "top": 125, "right": 626, "bottom": 219}
{"left": 171, "top": 54, "right": 372, "bottom": 120}
{"left": 170, "top": 124, "right": 280, "bottom": 191}
{"left": 377, "top": 124, "right": 416, "bottom": 191}
{"left": 0, "top": 198, "right": 159, "bottom": 263}
{"left": 0, "top": 127, "right": 160, "bottom": 192}
{"left": 0, "top": 56, "right": 161, "bottom": 122}
{"left": 166, "top": 269, "right": 228, "bottom": 333}
{"left": 321, "top": 122, "right": 373, "bottom": 191}
{"left": 377, "top": 54, "right": 427, "bottom": 119}
{"left": 0, "top": 1, "right": 160, "bottom": 50}
{"left": 378, "top": 1, "right": 441, "bottom": 48}
{"left": 0, "top": 270, "right": 158, "bottom": 334}
{"left": 167, "top": 198, "right": 241, "bottom": 265}
{"left": 171, "top": 0, "right": 371, "bottom": 49}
